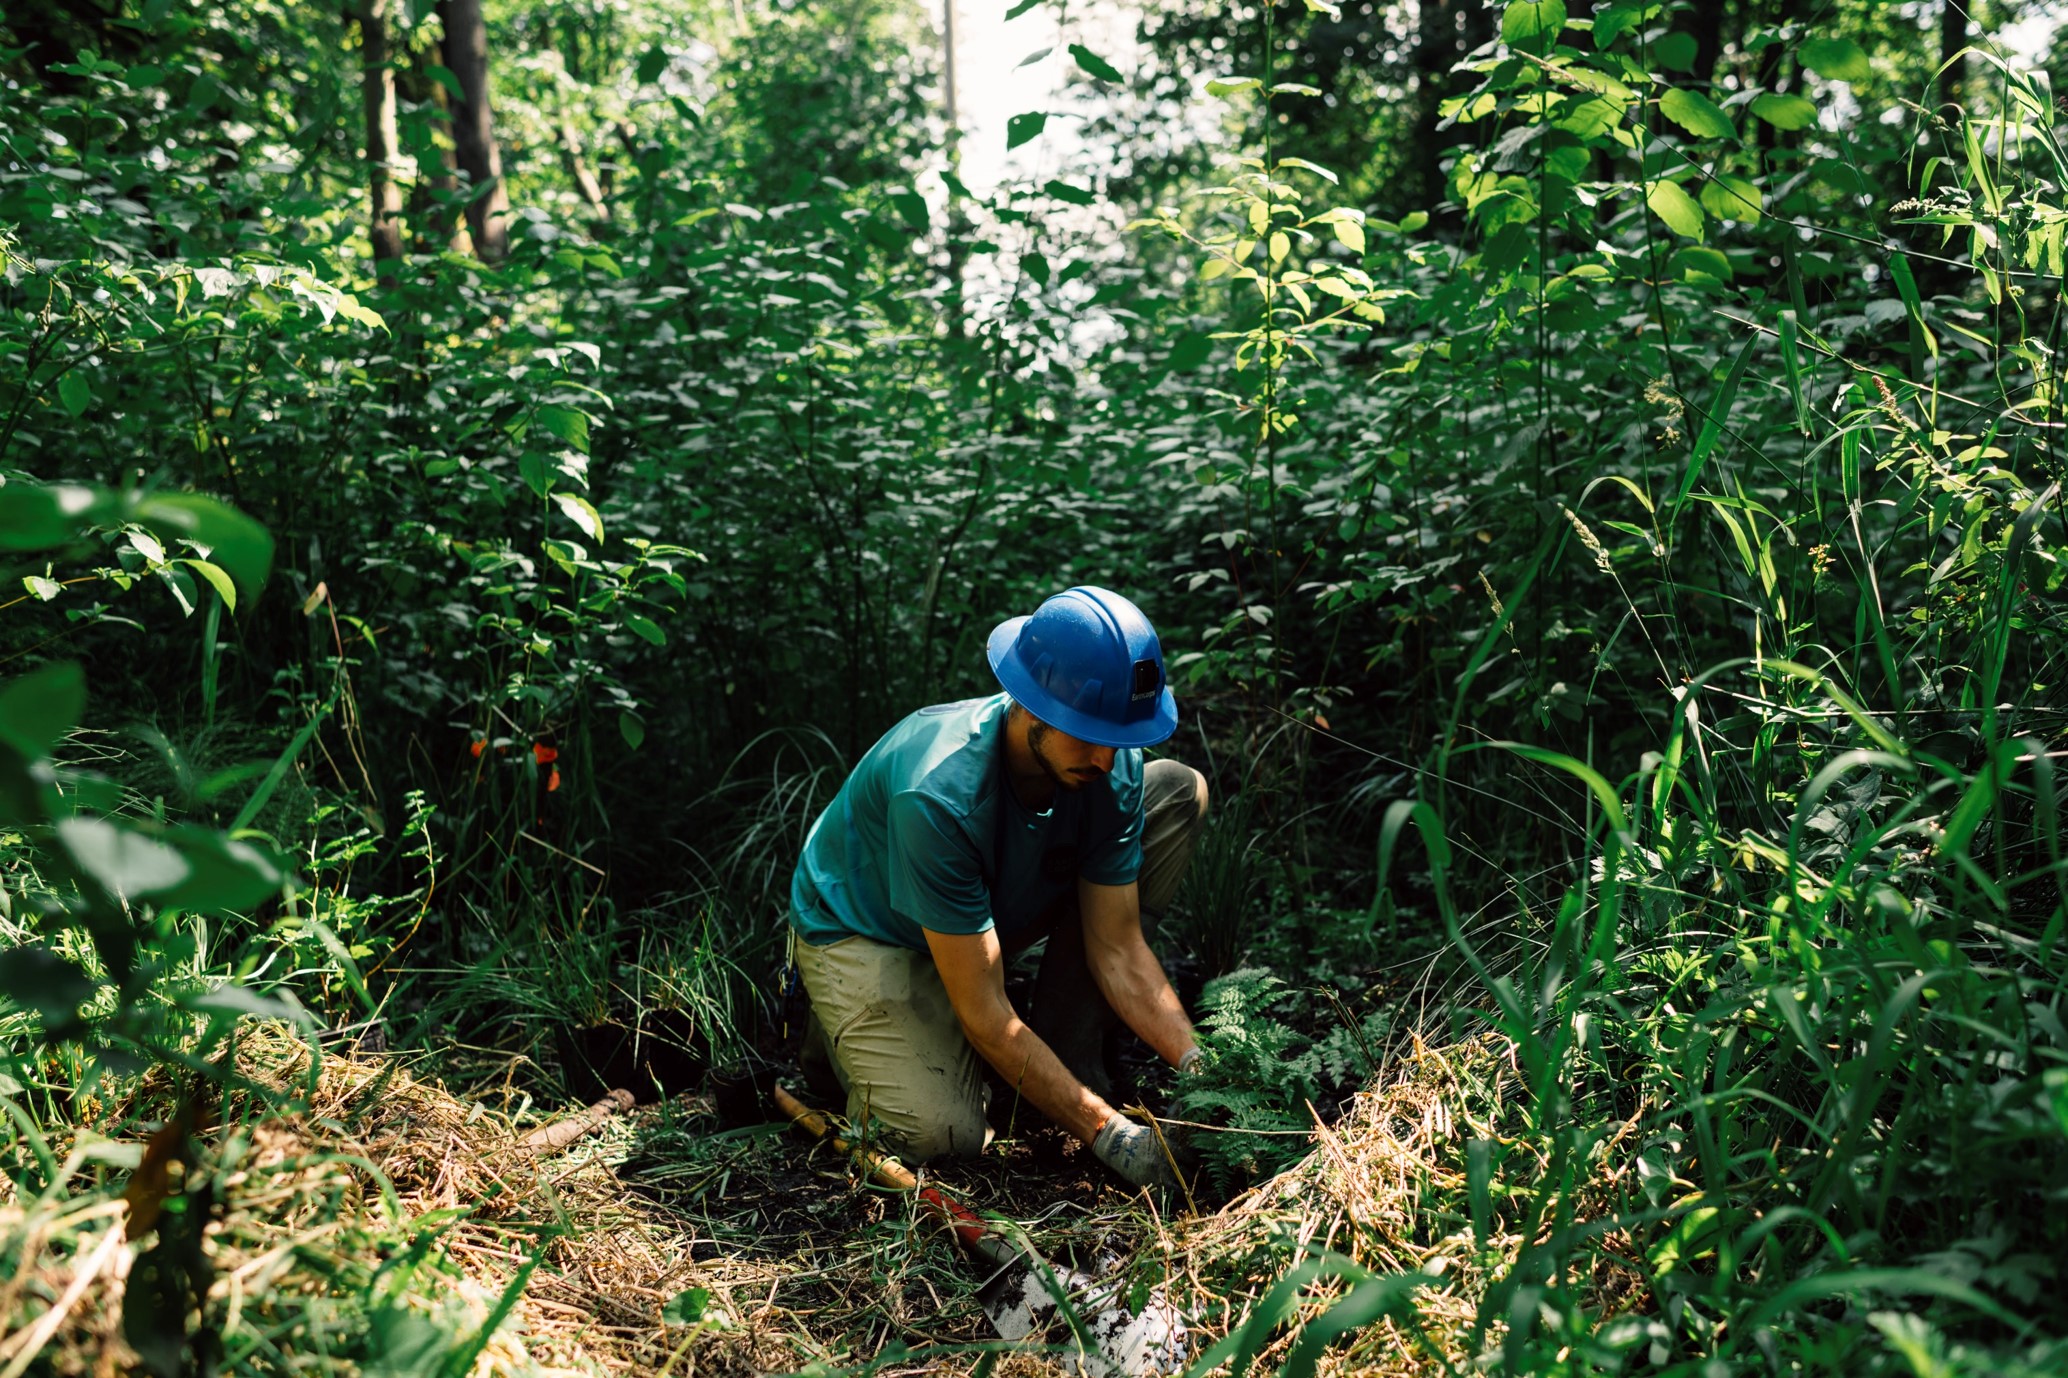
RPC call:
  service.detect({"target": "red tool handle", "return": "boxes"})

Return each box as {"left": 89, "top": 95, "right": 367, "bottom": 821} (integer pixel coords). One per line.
{"left": 773, "top": 1084, "right": 1020, "bottom": 1267}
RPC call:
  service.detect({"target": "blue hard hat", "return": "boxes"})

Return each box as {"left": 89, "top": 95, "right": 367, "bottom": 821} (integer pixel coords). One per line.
{"left": 987, "top": 587, "right": 1179, "bottom": 749}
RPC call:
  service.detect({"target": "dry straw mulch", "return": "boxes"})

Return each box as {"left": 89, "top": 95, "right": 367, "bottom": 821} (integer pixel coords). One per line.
{"left": 1, "top": 1025, "right": 1615, "bottom": 1377}
{"left": 2, "top": 1027, "right": 907, "bottom": 1376}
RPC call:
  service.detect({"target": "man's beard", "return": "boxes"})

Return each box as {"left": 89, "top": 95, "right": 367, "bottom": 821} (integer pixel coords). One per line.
{"left": 1028, "top": 719, "right": 1104, "bottom": 791}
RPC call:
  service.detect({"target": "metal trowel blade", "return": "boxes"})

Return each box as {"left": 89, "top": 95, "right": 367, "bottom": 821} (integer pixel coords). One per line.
{"left": 978, "top": 1263, "right": 1188, "bottom": 1377}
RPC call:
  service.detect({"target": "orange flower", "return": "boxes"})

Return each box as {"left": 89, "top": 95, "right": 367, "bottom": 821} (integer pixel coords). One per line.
{"left": 533, "top": 744, "right": 559, "bottom": 764}
{"left": 470, "top": 739, "right": 486, "bottom": 758}
{"left": 547, "top": 766, "right": 562, "bottom": 792}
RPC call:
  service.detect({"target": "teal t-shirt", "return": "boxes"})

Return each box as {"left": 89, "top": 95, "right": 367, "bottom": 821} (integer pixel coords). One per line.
{"left": 790, "top": 693, "right": 1145, "bottom": 951}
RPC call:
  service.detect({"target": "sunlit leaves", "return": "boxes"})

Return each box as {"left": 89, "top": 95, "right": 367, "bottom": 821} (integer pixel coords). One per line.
{"left": 1205, "top": 77, "right": 1261, "bottom": 98}
{"left": 535, "top": 404, "right": 590, "bottom": 453}
{"left": 1500, "top": 0, "right": 1566, "bottom": 55}
{"left": 1800, "top": 36, "right": 1870, "bottom": 82}
{"left": 1647, "top": 180, "right": 1705, "bottom": 240}
{"left": 553, "top": 492, "right": 604, "bottom": 542}
{"left": 1700, "top": 174, "right": 1764, "bottom": 224}
{"left": 178, "top": 558, "right": 236, "bottom": 612}
{"left": 1672, "top": 245, "right": 1734, "bottom": 283}
{"left": 1659, "top": 88, "right": 1737, "bottom": 141}
{"left": 1591, "top": 1, "right": 1642, "bottom": 48}
{"left": 1751, "top": 92, "right": 1819, "bottom": 131}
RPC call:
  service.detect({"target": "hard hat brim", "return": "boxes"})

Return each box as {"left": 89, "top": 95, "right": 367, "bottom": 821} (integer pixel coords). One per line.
{"left": 987, "top": 615, "right": 1180, "bottom": 749}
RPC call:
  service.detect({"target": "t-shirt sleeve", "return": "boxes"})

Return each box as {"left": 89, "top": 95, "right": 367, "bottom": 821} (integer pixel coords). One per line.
{"left": 1079, "top": 759, "right": 1145, "bottom": 886}
{"left": 885, "top": 789, "right": 995, "bottom": 935}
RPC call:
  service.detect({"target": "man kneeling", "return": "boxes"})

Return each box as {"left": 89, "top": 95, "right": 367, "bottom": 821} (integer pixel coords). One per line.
{"left": 788, "top": 587, "right": 1207, "bottom": 1189}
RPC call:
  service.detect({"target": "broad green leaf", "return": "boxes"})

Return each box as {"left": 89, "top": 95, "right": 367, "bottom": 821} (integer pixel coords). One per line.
{"left": 425, "top": 63, "right": 464, "bottom": 102}
{"left": 1205, "top": 77, "right": 1261, "bottom": 98}
{"left": 152, "top": 827, "right": 289, "bottom": 911}
{"left": 1333, "top": 218, "right": 1366, "bottom": 254}
{"left": 130, "top": 492, "right": 274, "bottom": 596}
{"left": 57, "top": 372, "right": 90, "bottom": 418}
{"left": 157, "top": 563, "right": 197, "bottom": 617}
{"left": 663, "top": 1287, "right": 711, "bottom": 1326}
{"left": 1700, "top": 174, "right": 1764, "bottom": 223}
{"left": 1200, "top": 257, "right": 1231, "bottom": 281}
{"left": 1500, "top": 0, "right": 1566, "bottom": 54}
{"left": 1004, "top": 0, "right": 1039, "bottom": 17}
{"left": 0, "top": 661, "right": 85, "bottom": 760}
{"left": 1646, "top": 179, "right": 1705, "bottom": 239}
{"left": 635, "top": 46, "right": 667, "bottom": 83}
{"left": 0, "top": 482, "right": 104, "bottom": 550}
{"left": 182, "top": 982, "right": 307, "bottom": 1023}
{"left": 0, "top": 945, "right": 94, "bottom": 1028}
{"left": 1652, "top": 31, "right": 1696, "bottom": 70}
{"left": 1800, "top": 36, "right": 1870, "bottom": 82}
{"left": 1044, "top": 179, "right": 1095, "bottom": 205}
{"left": 177, "top": 558, "right": 236, "bottom": 613}
{"left": 620, "top": 712, "right": 646, "bottom": 750}
{"left": 1268, "top": 231, "right": 1290, "bottom": 263}
{"left": 1659, "top": 87, "right": 1737, "bottom": 141}
{"left": 536, "top": 404, "right": 590, "bottom": 453}
{"left": 1672, "top": 245, "right": 1734, "bottom": 282}
{"left": 624, "top": 614, "right": 666, "bottom": 646}
{"left": 888, "top": 190, "right": 928, "bottom": 230}
{"left": 1069, "top": 44, "right": 1123, "bottom": 82}
{"left": 1750, "top": 92, "right": 1818, "bottom": 131}
{"left": 1276, "top": 156, "right": 1338, "bottom": 184}
{"left": 1592, "top": 1, "right": 1642, "bottom": 47}
{"left": 128, "top": 528, "right": 168, "bottom": 565}
{"left": 1648, "top": 1205, "right": 1724, "bottom": 1272}
{"left": 58, "top": 816, "right": 190, "bottom": 900}
{"left": 1006, "top": 111, "right": 1047, "bottom": 149}
{"left": 518, "top": 452, "right": 553, "bottom": 499}
{"left": 553, "top": 493, "right": 604, "bottom": 542}
{"left": 1021, "top": 251, "right": 1051, "bottom": 285}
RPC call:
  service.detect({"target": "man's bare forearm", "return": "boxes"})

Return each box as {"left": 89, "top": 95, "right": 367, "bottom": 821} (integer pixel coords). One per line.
{"left": 1088, "top": 939, "right": 1197, "bottom": 1068}
{"left": 966, "top": 1015, "right": 1115, "bottom": 1143}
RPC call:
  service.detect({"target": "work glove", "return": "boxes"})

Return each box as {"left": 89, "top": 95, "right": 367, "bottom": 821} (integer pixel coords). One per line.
{"left": 1092, "top": 1111, "right": 1181, "bottom": 1191}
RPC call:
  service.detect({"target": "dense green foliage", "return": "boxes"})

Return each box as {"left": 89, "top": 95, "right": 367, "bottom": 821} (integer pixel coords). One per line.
{"left": 5, "top": 0, "right": 2068, "bottom": 1373}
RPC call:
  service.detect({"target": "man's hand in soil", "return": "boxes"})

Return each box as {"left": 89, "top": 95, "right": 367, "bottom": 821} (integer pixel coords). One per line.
{"left": 1093, "top": 1112, "right": 1180, "bottom": 1190}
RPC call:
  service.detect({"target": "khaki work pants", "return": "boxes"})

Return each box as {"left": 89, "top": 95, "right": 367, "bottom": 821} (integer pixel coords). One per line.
{"left": 790, "top": 758, "right": 1209, "bottom": 1161}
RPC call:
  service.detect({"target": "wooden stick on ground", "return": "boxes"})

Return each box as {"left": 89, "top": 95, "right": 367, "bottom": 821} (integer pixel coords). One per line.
{"left": 522, "top": 1089, "right": 635, "bottom": 1153}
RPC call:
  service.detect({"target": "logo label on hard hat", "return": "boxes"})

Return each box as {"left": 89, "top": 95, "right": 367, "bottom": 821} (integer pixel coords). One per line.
{"left": 1130, "top": 659, "right": 1161, "bottom": 702}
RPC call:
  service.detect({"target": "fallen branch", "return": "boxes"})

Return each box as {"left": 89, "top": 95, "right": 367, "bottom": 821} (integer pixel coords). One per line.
{"left": 522, "top": 1089, "right": 635, "bottom": 1154}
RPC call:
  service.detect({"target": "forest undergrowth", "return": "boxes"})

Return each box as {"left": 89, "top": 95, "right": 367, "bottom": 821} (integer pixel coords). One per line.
{"left": 6, "top": 0, "right": 2068, "bottom": 1374}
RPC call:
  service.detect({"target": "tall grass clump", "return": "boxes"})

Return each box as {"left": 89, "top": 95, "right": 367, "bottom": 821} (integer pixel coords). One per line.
{"left": 1150, "top": 21, "right": 2068, "bottom": 1378}
{"left": 1379, "top": 52, "right": 2068, "bottom": 1378}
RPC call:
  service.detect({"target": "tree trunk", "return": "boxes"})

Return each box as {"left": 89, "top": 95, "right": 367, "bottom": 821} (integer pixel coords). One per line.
{"left": 1939, "top": 0, "right": 1967, "bottom": 116}
{"left": 559, "top": 122, "right": 611, "bottom": 226}
{"left": 395, "top": 41, "right": 475, "bottom": 256}
{"left": 437, "top": 0, "right": 509, "bottom": 263}
{"left": 359, "top": 0, "right": 405, "bottom": 268}
{"left": 1689, "top": 0, "right": 1725, "bottom": 91}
